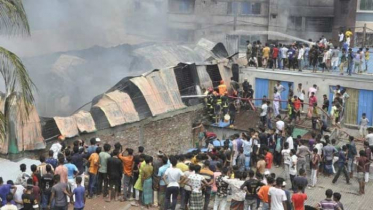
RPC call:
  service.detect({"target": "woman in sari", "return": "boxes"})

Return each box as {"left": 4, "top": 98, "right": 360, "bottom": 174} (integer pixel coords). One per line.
{"left": 141, "top": 156, "right": 154, "bottom": 208}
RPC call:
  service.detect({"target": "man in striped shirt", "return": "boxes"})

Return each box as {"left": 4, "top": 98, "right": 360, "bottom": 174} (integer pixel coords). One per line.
{"left": 315, "top": 189, "right": 341, "bottom": 210}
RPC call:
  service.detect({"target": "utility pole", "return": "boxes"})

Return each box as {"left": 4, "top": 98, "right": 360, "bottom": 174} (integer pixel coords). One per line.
{"left": 363, "top": 23, "right": 367, "bottom": 47}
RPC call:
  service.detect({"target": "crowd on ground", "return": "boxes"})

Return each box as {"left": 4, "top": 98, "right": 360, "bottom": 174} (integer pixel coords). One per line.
{"left": 0, "top": 114, "right": 372, "bottom": 210}
{"left": 245, "top": 29, "right": 370, "bottom": 76}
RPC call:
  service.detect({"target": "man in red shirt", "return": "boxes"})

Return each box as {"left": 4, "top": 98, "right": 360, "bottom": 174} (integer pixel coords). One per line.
{"left": 272, "top": 45, "right": 279, "bottom": 70}
{"left": 293, "top": 96, "right": 301, "bottom": 122}
{"left": 292, "top": 185, "right": 307, "bottom": 210}
{"left": 264, "top": 147, "right": 273, "bottom": 169}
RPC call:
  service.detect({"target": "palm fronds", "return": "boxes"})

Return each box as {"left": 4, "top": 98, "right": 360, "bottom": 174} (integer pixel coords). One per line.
{"left": 0, "top": 0, "right": 30, "bottom": 36}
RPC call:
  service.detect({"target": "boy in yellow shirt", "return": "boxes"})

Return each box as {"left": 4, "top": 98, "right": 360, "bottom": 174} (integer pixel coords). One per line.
{"left": 365, "top": 48, "right": 370, "bottom": 72}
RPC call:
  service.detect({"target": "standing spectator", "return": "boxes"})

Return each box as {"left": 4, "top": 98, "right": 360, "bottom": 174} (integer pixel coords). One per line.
{"left": 339, "top": 48, "right": 347, "bottom": 75}
{"left": 118, "top": 148, "right": 134, "bottom": 202}
{"left": 164, "top": 157, "right": 184, "bottom": 210}
{"left": 365, "top": 48, "right": 370, "bottom": 72}
{"left": 64, "top": 156, "right": 78, "bottom": 202}
{"left": 182, "top": 165, "right": 195, "bottom": 210}
{"left": 0, "top": 178, "right": 17, "bottom": 206}
{"left": 40, "top": 165, "right": 54, "bottom": 210}
{"left": 71, "top": 146, "right": 85, "bottom": 190}
{"left": 241, "top": 170, "right": 264, "bottom": 210}
{"left": 246, "top": 41, "right": 252, "bottom": 67}
{"left": 307, "top": 84, "right": 318, "bottom": 98}
{"left": 88, "top": 147, "right": 100, "bottom": 198}
{"left": 263, "top": 43, "right": 270, "bottom": 69}
{"left": 72, "top": 176, "right": 85, "bottom": 210}
{"left": 359, "top": 113, "right": 370, "bottom": 138}
{"left": 310, "top": 148, "right": 320, "bottom": 188}
{"left": 322, "top": 138, "right": 338, "bottom": 177}
{"left": 272, "top": 44, "right": 279, "bottom": 70}
{"left": 364, "top": 141, "right": 372, "bottom": 183}
{"left": 1, "top": 194, "right": 17, "bottom": 210}
{"left": 186, "top": 165, "right": 208, "bottom": 210}
{"left": 258, "top": 176, "right": 274, "bottom": 210}
{"left": 332, "top": 145, "right": 350, "bottom": 184}
{"left": 357, "top": 150, "right": 368, "bottom": 195}
{"left": 15, "top": 164, "right": 30, "bottom": 187}
{"left": 354, "top": 50, "right": 362, "bottom": 73}
{"left": 298, "top": 44, "right": 304, "bottom": 72}
{"left": 264, "top": 147, "right": 274, "bottom": 171}
{"left": 333, "top": 192, "right": 344, "bottom": 210}
{"left": 106, "top": 149, "right": 123, "bottom": 202}
{"left": 347, "top": 136, "right": 357, "bottom": 178}
{"left": 97, "top": 143, "right": 111, "bottom": 197}
{"left": 281, "top": 142, "right": 291, "bottom": 181}
{"left": 347, "top": 48, "right": 354, "bottom": 76}
{"left": 37, "top": 155, "right": 54, "bottom": 176}
{"left": 331, "top": 46, "right": 340, "bottom": 70}
{"left": 242, "top": 136, "right": 252, "bottom": 171}
{"left": 296, "top": 83, "right": 305, "bottom": 113}
{"left": 296, "top": 141, "right": 311, "bottom": 172}
{"left": 222, "top": 171, "right": 246, "bottom": 210}
{"left": 20, "top": 180, "right": 39, "bottom": 210}
{"left": 309, "top": 46, "right": 319, "bottom": 72}
{"left": 50, "top": 136, "right": 64, "bottom": 159}
{"left": 280, "top": 45, "right": 288, "bottom": 70}
{"left": 236, "top": 148, "right": 246, "bottom": 172}
{"left": 316, "top": 189, "right": 340, "bottom": 210}
{"left": 338, "top": 31, "right": 344, "bottom": 47}
{"left": 55, "top": 157, "right": 68, "bottom": 184}
{"left": 268, "top": 177, "right": 287, "bottom": 210}
{"left": 287, "top": 46, "right": 296, "bottom": 70}
{"left": 304, "top": 44, "right": 310, "bottom": 69}
{"left": 345, "top": 29, "right": 353, "bottom": 46}
{"left": 293, "top": 169, "right": 308, "bottom": 193}
{"left": 157, "top": 156, "right": 170, "bottom": 209}
{"left": 292, "top": 186, "right": 307, "bottom": 210}
{"left": 260, "top": 100, "right": 268, "bottom": 127}
{"left": 214, "top": 167, "right": 229, "bottom": 210}
{"left": 87, "top": 138, "right": 98, "bottom": 157}
{"left": 45, "top": 150, "right": 58, "bottom": 170}
{"left": 49, "top": 174, "right": 70, "bottom": 210}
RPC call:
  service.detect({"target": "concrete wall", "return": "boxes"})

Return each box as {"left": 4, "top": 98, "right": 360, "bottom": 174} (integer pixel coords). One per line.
{"left": 6, "top": 104, "right": 204, "bottom": 160}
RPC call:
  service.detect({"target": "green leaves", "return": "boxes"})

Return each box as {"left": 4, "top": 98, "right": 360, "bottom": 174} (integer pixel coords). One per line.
{"left": 0, "top": 0, "right": 30, "bottom": 36}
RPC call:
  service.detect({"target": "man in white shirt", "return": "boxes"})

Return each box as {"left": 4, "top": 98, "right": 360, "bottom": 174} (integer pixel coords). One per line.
{"left": 339, "top": 31, "right": 344, "bottom": 47}
{"left": 289, "top": 149, "right": 298, "bottom": 191}
{"left": 268, "top": 177, "right": 287, "bottom": 210}
{"left": 296, "top": 83, "right": 305, "bottom": 112}
{"left": 275, "top": 81, "right": 286, "bottom": 93}
{"left": 366, "top": 128, "right": 373, "bottom": 152}
{"left": 164, "top": 157, "right": 185, "bottom": 210}
{"left": 286, "top": 135, "right": 294, "bottom": 150}
{"left": 281, "top": 143, "right": 291, "bottom": 181}
{"left": 222, "top": 171, "right": 246, "bottom": 207}
{"left": 280, "top": 46, "right": 289, "bottom": 70}
{"left": 308, "top": 84, "right": 318, "bottom": 98}
{"left": 261, "top": 101, "right": 268, "bottom": 127}
{"left": 185, "top": 165, "right": 208, "bottom": 209}
{"left": 298, "top": 45, "right": 305, "bottom": 72}
{"left": 275, "top": 116, "right": 285, "bottom": 134}
{"left": 13, "top": 184, "right": 24, "bottom": 210}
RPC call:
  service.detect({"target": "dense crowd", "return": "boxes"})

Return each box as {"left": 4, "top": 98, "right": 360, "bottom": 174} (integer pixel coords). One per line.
{"left": 245, "top": 29, "right": 370, "bottom": 76}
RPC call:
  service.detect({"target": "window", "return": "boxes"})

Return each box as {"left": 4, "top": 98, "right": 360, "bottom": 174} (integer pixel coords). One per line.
{"left": 288, "top": 16, "right": 302, "bottom": 31}
{"left": 227, "top": 2, "right": 239, "bottom": 15}
{"left": 241, "top": 2, "right": 261, "bottom": 15}
{"left": 306, "top": 17, "right": 333, "bottom": 32}
{"left": 360, "top": 0, "right": 373, "bottom": 10}
{"left": 168, "top": 0, "right": 195, "bottom": 14}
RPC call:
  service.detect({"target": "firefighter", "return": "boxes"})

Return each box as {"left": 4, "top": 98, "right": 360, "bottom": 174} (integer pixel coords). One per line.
{"left": 218, "top": 80, "right": 227, "bottom": 95}
{"left": 205, "top": 88, "right": 214, "bottom": 121}
{"left": 214, "top": 93, "right": 222, "bottom": 124}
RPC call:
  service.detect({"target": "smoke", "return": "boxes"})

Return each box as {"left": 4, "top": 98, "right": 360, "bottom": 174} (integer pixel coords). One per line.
{"left": 0, "top": 0, "right": 170, "bottom": 117}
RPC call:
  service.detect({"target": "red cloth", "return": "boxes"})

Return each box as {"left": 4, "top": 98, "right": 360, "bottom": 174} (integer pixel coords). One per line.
{"left": 265, "top": 152, "right": 273, "bottom": 169}
{"left": 292, "top": 193, "right": 307, "bottom": 210}
{"left": 309, "top": 96, "right": 317, "bottom": 107}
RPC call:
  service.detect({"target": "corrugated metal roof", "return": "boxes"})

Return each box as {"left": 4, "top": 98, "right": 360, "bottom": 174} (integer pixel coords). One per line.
{"left": 53, "top": 116, "right": 79, "bottom": 138}
{"left": 159, "top": 68, "right": 185, "bottom": 110}
{"left": 130, "top": 77, "right": 168, "bottom": 116}
{"left": 93, "top": 91, "right": 139, "bottom": 127}
{"left": 73, "top": 110, "right": 97, "bottom": 133}
{"left": 196, "top": 65, "right": 213, "bottom": 89}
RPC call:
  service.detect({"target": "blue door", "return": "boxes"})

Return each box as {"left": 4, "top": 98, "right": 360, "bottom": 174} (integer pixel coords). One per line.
{"left": 357, "top": 89, "right": 373, "bottom": 126}
{"left": 281, "top": 81, "right": 293, "bottom": 108}
{"left": 255, "top": 78, "right": 269, "bottom": 106}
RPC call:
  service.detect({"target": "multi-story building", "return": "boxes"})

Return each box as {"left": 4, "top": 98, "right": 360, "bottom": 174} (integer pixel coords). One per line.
{"left": 167, "top": 0, "right": 343, "bottom": 52}
{"left": 355, "top": 0, "right": 373, "bottom": 46}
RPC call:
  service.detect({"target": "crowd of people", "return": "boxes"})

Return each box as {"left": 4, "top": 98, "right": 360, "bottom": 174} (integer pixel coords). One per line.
{"left": 0, "top": 118, "right": 372, "bottom": 210}
{"left": 245, "top": 29, "right": 370, "bottom": 76}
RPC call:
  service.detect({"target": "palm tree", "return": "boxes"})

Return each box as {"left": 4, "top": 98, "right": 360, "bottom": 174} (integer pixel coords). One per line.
{"left": 0, "top": 0, "right": 36, "bottom": 153}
